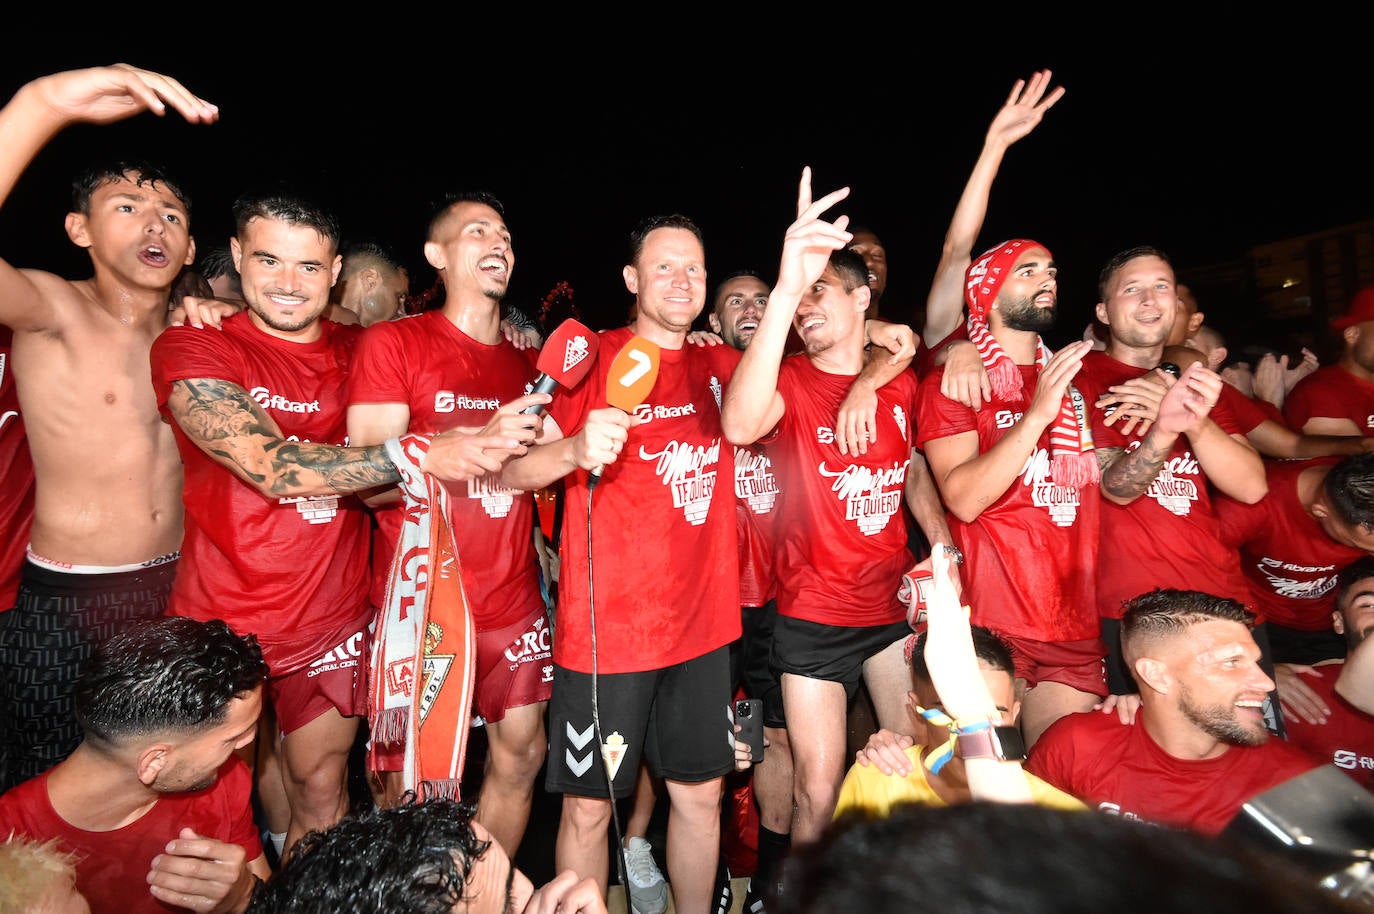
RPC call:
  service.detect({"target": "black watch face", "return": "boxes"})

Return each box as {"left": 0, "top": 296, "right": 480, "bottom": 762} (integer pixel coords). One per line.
{"left": 997, "top": 725, "right": 1028, "bottom": 761}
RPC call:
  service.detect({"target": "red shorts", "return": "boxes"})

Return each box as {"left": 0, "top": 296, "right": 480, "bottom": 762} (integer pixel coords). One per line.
{"left": 368, "top": 606, "right": 552, "bottom": 772}
{"left": 268, "top": 626, "right": 370, "bottom": 734}
{"left": 1000, "top": 634, "right": 1107, "bottom": 697}
{"left": 472, "top": 605, "right": 553, "bottom": 725}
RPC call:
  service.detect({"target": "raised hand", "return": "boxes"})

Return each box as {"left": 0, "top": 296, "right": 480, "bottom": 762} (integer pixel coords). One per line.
{"left": 775, "top": 167, "right": 852, "bottom": 301}
{"left": 987, "top": 69, "right": 1065, "bottom": 149}
{"left": 1155, "top": 361, "right": 1222, "bottom": 435}
{"left": 29, "top": 63, "right": 218, "bottom": 127}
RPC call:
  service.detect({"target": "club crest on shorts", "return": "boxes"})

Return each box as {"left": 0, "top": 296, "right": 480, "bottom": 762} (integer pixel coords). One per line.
{"left": 602, "top": 731, "right": 628, "bottom": 780}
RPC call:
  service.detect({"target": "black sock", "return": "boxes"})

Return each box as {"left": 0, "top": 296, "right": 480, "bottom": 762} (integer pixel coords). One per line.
{"left": 751, "top": 826, "right": 791, "bottom": 902}
{"left": 713, "top": 856, "right": 733, "bottom": 914}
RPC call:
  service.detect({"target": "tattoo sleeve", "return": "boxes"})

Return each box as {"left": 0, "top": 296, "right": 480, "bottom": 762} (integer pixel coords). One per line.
{"left": 168, "top": 378, "right": 401, "bottom": 497}
{"left": 1098, "top": 436, "right": 1170, "bottom": 502}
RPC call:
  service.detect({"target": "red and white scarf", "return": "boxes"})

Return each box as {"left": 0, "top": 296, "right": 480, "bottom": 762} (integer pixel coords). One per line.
{"left": 965, "top": 239, "right": 1098, "bottom": 488}
{"left": 368, "top": 434, "right": 476, "bottom": 799}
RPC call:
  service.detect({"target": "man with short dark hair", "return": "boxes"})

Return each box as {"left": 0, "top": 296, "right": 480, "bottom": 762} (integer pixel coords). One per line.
{"left": 1285, "top": 287, "right": 1374, "bottom": 438}
{"left": 0, "top": 617, "right": 271, "bottom": 914}
{"left": 1027, "top": 589, "right": 1323, "bottom": 835}
{"left": 245, "top": 794, "right": 606, "bottom": 914}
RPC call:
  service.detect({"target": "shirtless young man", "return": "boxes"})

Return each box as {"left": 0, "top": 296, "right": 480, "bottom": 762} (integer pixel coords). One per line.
{"left": 0, "top": 64, "right": 220, "bottom": 790}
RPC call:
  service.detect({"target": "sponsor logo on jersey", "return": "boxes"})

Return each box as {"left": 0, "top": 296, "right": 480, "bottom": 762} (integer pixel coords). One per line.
{"left": 251, "top": 386, "right": 320, "bottom": 414}
{"left": 434, "top": 391, "right": 502, "bottom": 413}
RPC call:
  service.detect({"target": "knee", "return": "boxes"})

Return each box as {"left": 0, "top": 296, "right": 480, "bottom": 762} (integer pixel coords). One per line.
{"left": 562, "top": 796, "right": 613, "bottom": 835}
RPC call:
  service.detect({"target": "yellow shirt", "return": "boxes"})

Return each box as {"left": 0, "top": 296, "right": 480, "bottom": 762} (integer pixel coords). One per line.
{"left": 834, "top": 744, "right": 1086, "bottom": 819}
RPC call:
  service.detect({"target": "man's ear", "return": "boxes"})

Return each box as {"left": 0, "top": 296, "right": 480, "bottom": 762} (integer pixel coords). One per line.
{"left": 854, "top": 286, "right": 871, "bottom": 314}
{"left": 1095, "top": 302, "right": 1110, "bottom": 326}
{"left": 1333, "top": 610, "right": 1346, "bottom": 636}
{"left": 1133, "top": 657, "right": 1170, "bottom": 695}
{"left": 708, "top": 312, "right": 722, "bottom": 334}
{"left": 1207, "top": 345, "right": 1227, "bottom": 372}
{"left": 622, "top": 265, "right": 640, "bottom": 296}
{"left": 183, "top": 237, "right": 197, "bottom": 268}
{"left": 230, "top": 236, "right": 243, "bottom": 272}
{"left": 1188, "top": 309, "right": 1206, "bottom": 336}
{"left": 65, "top": 212, "right": 92, "bottom": 249}
{"left": 423, "top": 241, "right": 445, "bottom": 271}
{"left": 136, "top": 744, "right": 170, "bottom": 786}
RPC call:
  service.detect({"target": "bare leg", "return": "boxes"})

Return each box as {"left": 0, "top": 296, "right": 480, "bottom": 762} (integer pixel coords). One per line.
{"left": 862, "top": 637, "right": 914, "bottom": 732}
{"left": 555, "top": 793, "right": 613, "bottom": 899}
{"left": 781, "top": 673, "right": 848, "bottom": 845}
{"left": 1019, "top": 680, "right": 1098, "bottom": 748}
{"left": 474, "top": 702, "right": 547, "bottom": 858}
{"left": 663, "top": 776, "right": 724, "bottom": 914}
{"left": 278, "top": 708, "right": 360, "bottom": 856}
{"left": 753, "top": 725, "right": 794, "bottom": 835}
{"left": 623, "top": 762, "right": 661, "bottom": 840}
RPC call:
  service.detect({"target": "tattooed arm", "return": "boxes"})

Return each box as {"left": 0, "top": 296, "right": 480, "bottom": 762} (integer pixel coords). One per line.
{"left": 167, "top": 377, "right": 401, "bottom": 497}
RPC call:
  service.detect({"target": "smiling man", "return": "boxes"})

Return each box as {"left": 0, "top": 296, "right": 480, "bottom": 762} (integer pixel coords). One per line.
{"left": 1026, "top": 589, "right": 1323, "bottom": 835}
{"left": 721, "top": 169, "right": 952, "bottom": 846}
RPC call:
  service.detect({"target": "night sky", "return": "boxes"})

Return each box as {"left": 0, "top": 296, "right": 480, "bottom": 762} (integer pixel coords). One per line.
{"left": 1, "top": 31, "right": 1368, "bottom": 346}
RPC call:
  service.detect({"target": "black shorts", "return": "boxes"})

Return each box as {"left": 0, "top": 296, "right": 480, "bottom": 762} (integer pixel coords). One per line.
{"left": 731, "top": 600, "right": 785, "bottom": 729}
{"left": 771, "top": 614, "right": 911, "bottom": 703}
{"left": 0, "top": 559, "right": 176, "bottom": 791}
{"left": 545, "top": 646, "right": 734, "bottom": 798}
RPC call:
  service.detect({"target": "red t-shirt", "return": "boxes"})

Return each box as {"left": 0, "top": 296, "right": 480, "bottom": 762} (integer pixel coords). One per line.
{"left": 150, "top": 314, "right": 371, "bottom": 674}
{"left": 546, "top": 328, "right": 741, "bottom": 673}
{"left": 733, "top": 440, "right": 780, "bottom": 608}
{"left": 347, "top": 311, "right": 544, "bottom": 631}
{"left": 1026, "top": 708, "right": 1323, "bottom": 835}
{"left": 768, "top": 356, "right": 915, "bottom": 628}
{"left": 915, "top": 363, "right": 1101, "bottom": 642}
{"left": 0, "top": 758, "right": 262, "bottom": 914}
{"left": 1285, "top": 365, "right": 1374, "bottom": 436}
{"left": 0, "top": 328, "right": 33, "bottom": 610}
{"left": 1283, "top": 663, "right": 1374, "bottom": 791}
{"left": 1216, "top": 458, "right": 1363, "bottom": 630}
{"left": 1074, "top": 351, "right": 1252, "bottom": 619}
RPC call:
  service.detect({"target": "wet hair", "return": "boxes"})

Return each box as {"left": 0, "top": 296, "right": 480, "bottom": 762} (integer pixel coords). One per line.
{"left": 71, "top": 158, "right": 191, "bottom": 219}
{"left": 627, "top": 213, "right": 704, "bottom": 268}
{"left": 73, "top": 617, "right": 266, "bottom": 746}
{"left": 197, "top": 244, "right": 238, "bottom": 282}
{"left": 910, "top": 625, "right": 1016, "bottom": 688}
{"left": 232, "top": 188, "right": 341, "bottom": 251}
{"left": 1323, "top": 453, "right": 1374, "bottom": 530}
{"left": 1121, "top": 589, "right": 1255, "bottom": 668}
{"left": 712, "top": 268, "right": 767, "bottom": 310}
{"left": 783, "top": 802, "right": 1362, "bottom": 914}
{"left": 339, "top": 239, "right": 406, "bottom": 280}
{"left": 1097, "top": 244, "right": 1173, "bottom": 302}
{"left": 425, "top": 190, "right": 505, "bottom": 242}
{"left": 1336, "top": 556, "right": 1374, "bottom": 612}
{"left": 827, "top": 248, "right": 870, "bottom": 293}
{"left": 246, "top": 794, "right": 494, "bottom": 914}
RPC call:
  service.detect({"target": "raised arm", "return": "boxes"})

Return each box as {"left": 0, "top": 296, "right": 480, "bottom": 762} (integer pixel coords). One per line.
{"left": 722, "top": 167, "right": 851, "bottom": 446}
{"left": 922, "top": 70, "right": 1064, "bottom": 347}
{"left": 0, "top": 63, "right": 218, "bottom": 331}
{"left": 835, "top": 318, "right": 919, "bottom": 456}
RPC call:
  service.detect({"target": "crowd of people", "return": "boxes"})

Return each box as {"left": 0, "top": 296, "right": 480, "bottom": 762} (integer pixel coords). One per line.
{"left": 3, "top": 62, "right": 1374, "bottom": 914}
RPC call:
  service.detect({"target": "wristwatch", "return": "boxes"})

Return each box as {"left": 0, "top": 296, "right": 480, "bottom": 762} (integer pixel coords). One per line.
{"left": 935, "top": 543, "right": 964, "bottom": 566}
{"left": 954, "top": 720, "right": 1027, "bottom": 762}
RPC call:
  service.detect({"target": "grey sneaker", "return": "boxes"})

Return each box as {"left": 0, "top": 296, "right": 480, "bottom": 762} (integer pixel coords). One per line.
{"left": 623, "top": 836, "right": 669, "bottom": 914}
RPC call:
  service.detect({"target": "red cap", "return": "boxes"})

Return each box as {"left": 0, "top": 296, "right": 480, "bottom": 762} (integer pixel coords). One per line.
{"left": 1332, "top": 287, "right": 1374, "bottom": 330}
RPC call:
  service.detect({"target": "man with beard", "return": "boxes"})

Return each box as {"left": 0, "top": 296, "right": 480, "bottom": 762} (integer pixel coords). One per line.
{"left": 0, "top": 617, "right": 271, "bottom": 914}
{"left": 347, "top": 191, "right": 554, "bottom": 860}
{"left": 721, "top": 169, "right": 952, "bottom": 846}
{"left": 1282, "top": 556, "right": 1374, "bottom": 792}
{"left": 915, "top": 234, "right": 1105, "bottom": 749}
{"left": 150, "top": 190, "right": 526, "bottom": 857}
{"left": 1026, "top": 589, "right": 1323, "bottom": 836}
{"left": 1074, "top": 246, "right": 1268, "bottom": 722}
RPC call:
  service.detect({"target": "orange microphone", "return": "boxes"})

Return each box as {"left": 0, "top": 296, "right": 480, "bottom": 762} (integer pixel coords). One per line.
{"left": 590, "top": 335, "right": 661, "bottom": 487}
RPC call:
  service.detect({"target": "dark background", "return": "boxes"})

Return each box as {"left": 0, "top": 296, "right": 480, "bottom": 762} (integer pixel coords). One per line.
{"left": 1, "top": 32, "right": 1369, "bottom": 347}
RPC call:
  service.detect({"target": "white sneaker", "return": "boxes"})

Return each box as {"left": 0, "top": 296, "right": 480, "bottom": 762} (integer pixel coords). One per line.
{"left": 623, "top": 836, "right": 669, "bottom": 914}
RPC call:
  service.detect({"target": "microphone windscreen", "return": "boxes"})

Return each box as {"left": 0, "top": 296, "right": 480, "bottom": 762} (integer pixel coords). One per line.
{"left": 605, "top": 336, "right": 661, "bottom": 413}
{"left": 536, "top": 319, "right": 599, "bottom": 390}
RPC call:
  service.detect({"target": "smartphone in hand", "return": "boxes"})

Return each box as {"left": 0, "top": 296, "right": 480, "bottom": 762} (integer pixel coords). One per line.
{"left": 735, "top": 698, "right": 764, "bottom": 763}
